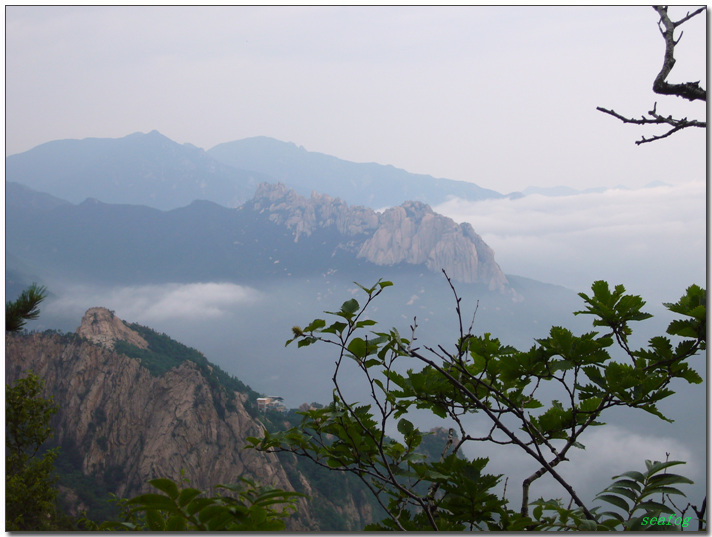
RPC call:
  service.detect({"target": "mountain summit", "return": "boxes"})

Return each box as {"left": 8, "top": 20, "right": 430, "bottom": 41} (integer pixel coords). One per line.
{"left": 76, "top": 307, "right": 149, "bottom": 350}
{"left": 246, "top": 183, "right": 508, "bottom": 290}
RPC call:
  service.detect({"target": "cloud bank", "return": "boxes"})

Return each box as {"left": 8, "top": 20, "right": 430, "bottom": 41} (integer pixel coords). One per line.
{"left": 435, "top": 182, "right": 706, "bottom": 305}
{"left": 45, "top": 282, "right": 262, "bottom": 325}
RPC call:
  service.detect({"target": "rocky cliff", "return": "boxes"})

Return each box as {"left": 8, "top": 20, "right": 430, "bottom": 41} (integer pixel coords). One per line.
{"left": 76, "top": 307, "right": 149, "bottom": 350}
{"left": 246, "top": 182, "right": 509, "bottom": 291}
{"left": 5, "top": 308, "right": 376, "bottom": 530}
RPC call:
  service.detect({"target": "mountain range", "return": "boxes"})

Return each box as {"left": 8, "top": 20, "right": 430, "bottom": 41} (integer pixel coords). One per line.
{"left": 6, "top": 131, "right": 505, "bottom": 211}
{"left": 6, "top": 130, "right": 655, "bottom": 529}
{"left": 6, "top": 131, "right": 592, "bottom": 404}
{"left": 8, "top": 130, "right": 636, "bottom": 214}
{"left": 5, "top": 131, "right": 705, "bottom": 530}
{"left": 6, "top": 180, "right": 508, "bottom": 292}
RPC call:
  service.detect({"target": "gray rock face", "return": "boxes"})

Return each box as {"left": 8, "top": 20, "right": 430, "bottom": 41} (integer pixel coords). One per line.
{"left": 249, "top": 183, "right": 509, "bottom": 291}
{"left": 249, "top": 182, "right": 378, "bottom": 240}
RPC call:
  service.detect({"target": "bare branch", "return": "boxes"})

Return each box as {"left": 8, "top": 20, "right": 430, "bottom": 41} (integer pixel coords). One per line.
{"left": 597, "top": 104, "right": 705, "bottom": 145}
{"left": 652, "top": 6, "right": 706, "bottom": 101}
{"left": 597, "top": 6, "right": 705, "bottom": 143}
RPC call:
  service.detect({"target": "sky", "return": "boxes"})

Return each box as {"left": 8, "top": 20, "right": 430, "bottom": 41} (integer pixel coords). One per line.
{"left": 5, "top": 5, "right": 706, "bottom": 194}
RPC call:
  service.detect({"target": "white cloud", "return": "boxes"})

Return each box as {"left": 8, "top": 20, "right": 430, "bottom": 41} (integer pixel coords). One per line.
{"left": 435, "top": 182, "right": 706, "bottom": 304}
{"left": 560, "top": 426, "right": 695, "bottom": 491}
{"left": 458, "top": 423, "right": 698, "bottom": 512}
{"left": 45, "top": 282, "right": 261, "bottom": 324}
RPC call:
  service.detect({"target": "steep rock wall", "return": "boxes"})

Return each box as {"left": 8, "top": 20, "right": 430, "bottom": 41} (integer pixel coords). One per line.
{"left": 5, "top": 330, "right": 317, "bottom": 529}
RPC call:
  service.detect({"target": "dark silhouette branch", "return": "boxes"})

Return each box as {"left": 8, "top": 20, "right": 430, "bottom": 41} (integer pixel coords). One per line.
{"left": 597, "top": 6, "right": 706, "bottom": 144}
{"left": 652, "top": 6, "right": 706, "bottom": 102}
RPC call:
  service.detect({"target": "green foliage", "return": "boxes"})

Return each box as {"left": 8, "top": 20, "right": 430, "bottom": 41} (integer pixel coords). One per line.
{"left": 251, "top": 277, "right": 706, "bottom": 530}
{"left": 6, "top": 282, "right": 47, "bottom": 332}
{"left": 263, "top": 409, "right": 386, "bottom": 530}
{"left": 89, "top": 476, "right": 304, "bottom": 531}
{"left": 6, "top": 372, "right": 62, "bottom": 530}
{"left": 664, "top": 283, "right": 706, "bottom": 349}
{"left": 531, "top": 459, "right": 697, "bottom": 530}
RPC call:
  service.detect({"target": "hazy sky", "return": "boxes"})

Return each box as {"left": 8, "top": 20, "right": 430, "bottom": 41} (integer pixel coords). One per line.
{"left": 5, "top": 5, "right": 706, "bottom": 193}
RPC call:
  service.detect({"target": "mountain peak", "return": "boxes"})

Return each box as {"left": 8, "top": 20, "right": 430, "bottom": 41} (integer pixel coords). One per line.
{"left": 76, "top": 307, "right": 149, "bottom": 350}
{"left": 247, "top": 183, "right": 509, "bottom": 290}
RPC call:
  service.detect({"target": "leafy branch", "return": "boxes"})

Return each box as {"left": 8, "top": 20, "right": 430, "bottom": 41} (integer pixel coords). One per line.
{"left": 250, "top": 275, "right": 705, "bottom": 530}
{"left": 87, "top": 476, "right": 304, "bottom": 531}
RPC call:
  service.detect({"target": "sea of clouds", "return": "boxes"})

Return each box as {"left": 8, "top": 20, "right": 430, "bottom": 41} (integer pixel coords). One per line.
{"left": 434, "top": 181, "right": 706, "bottom": 308}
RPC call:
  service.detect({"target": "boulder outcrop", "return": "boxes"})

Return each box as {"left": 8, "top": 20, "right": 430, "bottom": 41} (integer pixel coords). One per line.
{"left": 76, "top": 307, "right": 149, "bottom": 350}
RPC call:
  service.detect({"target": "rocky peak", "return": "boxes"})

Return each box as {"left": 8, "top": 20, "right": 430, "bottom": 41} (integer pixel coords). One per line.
{"left": 357, "top": 203, "right": 509, "bottom": 291}
{"left": 76, "top": 307, "right": 148, "bottom": 350}
{"left": 248, "top": 182, "right": 378, "bottom": 240}
{"left": 247, "top": 182, "right": 509, "bottom": 290}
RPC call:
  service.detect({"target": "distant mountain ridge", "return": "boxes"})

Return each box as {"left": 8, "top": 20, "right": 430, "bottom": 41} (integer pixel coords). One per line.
{"left": 7, "top": 131, "right": 627, "bottom": 212}
{"left": 5, "top": 131, "right": 267, "bottom": 210}
{"left": 6, "top": 181, "right": 509, "bottom": 291}
{"left": 6, "top": 131, "right": 504, "bottom": 211}
{"left": 207, "top": 136, "right": 504, "bottom": 208}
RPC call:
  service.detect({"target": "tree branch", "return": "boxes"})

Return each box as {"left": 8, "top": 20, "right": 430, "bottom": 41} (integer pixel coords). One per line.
{"left": 652, "top": 6, "right": 706, "bottom": 102}
{"left": 597, "top": 6, "right": 705, "bottom": 144}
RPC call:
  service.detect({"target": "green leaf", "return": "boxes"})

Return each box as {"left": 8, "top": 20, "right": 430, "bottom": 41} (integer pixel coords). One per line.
{"left": 198, "top": 504, "right": 229, "bottom": 524}
{"left": 617, "top": 470, "right": 646, "bottom": 482}
{"left": 177, "top": 487, "right": 203, "bottom": 508}
{"left": 304, "top": 318, "right": 326, "bottom": 332}
{"left": 579, "top": 519, "right": 598, "bottom": 530}
{"left": 636, "top": 500, "right": 675, "bottom": 515}
{"left": 165, "top": 514, "right": 187, "bottom": 531}
{"left": 341, "top": 298, "right": 360, "bottom": 315}
{"left": 647, "top": 473, "right": 694, "bottom": 487}
{"left": 206, "top": 508, "right": 235, "bottom": 530}
{"left": 184, "top": 497, "right": 215, "bottom": 516}
{"left": 397, "top": 418, "right": 414, "bottom": 437}
{"left": 145, "top": 509, "right": 165, "bottom": 531}
{"left": 605, "top": 486, "right": 638, "bottom": 502}
{"left": 149, "top": 478, "right": 179, "bottom": 500}
{"left": 347, "top": 337, "right": 368, "bottom": 358}
{"left": 596, "top": 493, "right": 630, "bottom": 512}
{"left": 297, "top": 336, "right": 317, "bottom": 348}
{"left": 322, "top": 321, "right": 347, "bottom": 335}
